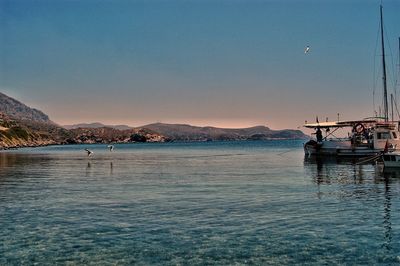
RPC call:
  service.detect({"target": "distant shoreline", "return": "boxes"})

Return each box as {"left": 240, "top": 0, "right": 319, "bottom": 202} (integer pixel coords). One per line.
{"left": 1, "top": 92, "right": 308, "bottom": 149}
{"left": 0, "top": 138, "right": 308, "bottom": 151}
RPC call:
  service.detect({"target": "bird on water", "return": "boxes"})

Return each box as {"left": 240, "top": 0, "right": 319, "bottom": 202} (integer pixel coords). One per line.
{"left": 85, "top": 148, "right": 93, "bottom": 156}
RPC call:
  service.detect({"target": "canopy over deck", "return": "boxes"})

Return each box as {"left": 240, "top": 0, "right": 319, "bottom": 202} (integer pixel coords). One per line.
{"left": 304, "top": 119, "right": 378, "bottom": 129}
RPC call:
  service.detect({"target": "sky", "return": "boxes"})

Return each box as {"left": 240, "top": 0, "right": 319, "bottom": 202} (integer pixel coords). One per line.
{"left": 1, "top": 0, "right": 400, "bottom": 130}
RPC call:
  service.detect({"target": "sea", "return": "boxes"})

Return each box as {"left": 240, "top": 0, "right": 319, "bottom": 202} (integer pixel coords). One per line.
{"left": 1, "top": 140, "right": 399, "bottom": 265}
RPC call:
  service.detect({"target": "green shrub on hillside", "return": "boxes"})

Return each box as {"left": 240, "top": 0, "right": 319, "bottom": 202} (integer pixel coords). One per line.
{"left": 8, "top": 127, "right": 30, "bottom": 141}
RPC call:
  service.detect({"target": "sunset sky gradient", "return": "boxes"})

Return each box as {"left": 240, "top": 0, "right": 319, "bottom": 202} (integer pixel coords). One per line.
{"left": 1, "top": 0, "right": 400, "bottom": 129}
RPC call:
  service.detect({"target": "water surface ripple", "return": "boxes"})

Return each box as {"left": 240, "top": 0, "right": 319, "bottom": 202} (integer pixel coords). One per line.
{"left": 1, "top": 141, "right": 400, "bottom": 265}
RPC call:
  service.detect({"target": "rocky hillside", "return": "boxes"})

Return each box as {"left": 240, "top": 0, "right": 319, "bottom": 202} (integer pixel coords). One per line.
{"left": 0, "top": 92, "right": 168, "bottom": 149}
{"left": 0, "top": 112, "right": 66, "bottom": 148}
{"left": 0, "top": 92, "right": 52, "bottom": 123}
{"left": 0, "top": 92, "right": 74, "bottom": 148}
{"left": 142, "top": 123, "right": 307, "bottom": 141}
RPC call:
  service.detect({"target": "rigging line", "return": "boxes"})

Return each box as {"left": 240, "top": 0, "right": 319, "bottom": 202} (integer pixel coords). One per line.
{"left": 383, "top": 23, "right": 397, "bottom": 92}
{"left": 373, "top": 24, "right": 381, "bottom": 116}
{"left": 355, "top": 153, "right": 382, "bottom": 165}
{"left": 393, "top": 98, "right": 400, "bottom": 120}
{"left": 395, "top": 37, "right": 400, "bottom": 103}
{"left": 276, "top": 149, "right": 297, "bottom": 156}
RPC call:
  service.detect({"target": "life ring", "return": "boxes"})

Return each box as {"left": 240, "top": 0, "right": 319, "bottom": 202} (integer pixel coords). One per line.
{"left": 354, "top": 123, "right": 365, "bottom": 134}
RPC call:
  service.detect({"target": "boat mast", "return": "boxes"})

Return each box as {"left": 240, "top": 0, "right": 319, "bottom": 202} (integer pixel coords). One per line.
{"left": 380, "top": 5, "right": 389, "bottom": 122}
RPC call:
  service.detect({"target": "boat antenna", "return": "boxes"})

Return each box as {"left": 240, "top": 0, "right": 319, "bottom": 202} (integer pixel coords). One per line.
{"left": 380, "top": 5, "right": 389, "bottom": 122}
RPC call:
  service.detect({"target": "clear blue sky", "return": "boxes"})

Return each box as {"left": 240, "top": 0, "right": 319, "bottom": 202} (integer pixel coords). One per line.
{"left": 1, "top": 0, "right": 399, "bottom": 129}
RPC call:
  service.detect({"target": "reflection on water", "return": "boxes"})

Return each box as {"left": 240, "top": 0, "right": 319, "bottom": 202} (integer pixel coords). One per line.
{"left": 383, "top": 176, "right": 392, "bottom": 251}
{"left": 1, "top": 143, "right": 400, "bottom": 264}
{"left": 304, "top": 154, "right": 400, "bottom": 183}
{"left": 0, "top": 153, "right": 55, "bottom": 188}
{"left": 86, "top": 161, "right": 92, "bottom": 177}
{"left": 382, "top": 168, "right": 400, "bottom": 179}
{"left": 304, "top": 155, "right": 384, "bottom": 184}
{"left": 0, "top": 152, "right": 17, "bottom": 168}
{"left": 304, "top": 155, "right": 400, "bottom": 255}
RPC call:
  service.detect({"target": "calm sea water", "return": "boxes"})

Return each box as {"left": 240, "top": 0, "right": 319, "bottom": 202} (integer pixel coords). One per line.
{"left": 1, "top": 140, "right": 400, "bottom": 265}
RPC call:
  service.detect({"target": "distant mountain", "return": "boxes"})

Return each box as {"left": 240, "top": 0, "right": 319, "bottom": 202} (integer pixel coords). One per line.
{"left": 0, "top": 92, "right": 52, "bottom": 123}
{"left": 64, "top": 122, "right": 132, "bottom": 130}
{"left": 141, "top": 123, "right": 307, "bottom": 141}
{"left": 63, "top": 122, "right": 307, "bottom": 142}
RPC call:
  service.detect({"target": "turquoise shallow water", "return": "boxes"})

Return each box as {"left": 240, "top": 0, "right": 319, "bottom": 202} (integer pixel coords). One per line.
{"left": 1, "top": 140, "right": 400, "bottom": 265}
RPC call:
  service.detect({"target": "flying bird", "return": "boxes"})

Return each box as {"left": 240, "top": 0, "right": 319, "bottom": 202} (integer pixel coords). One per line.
{"left": 85, "top": 148, "right": 93, "bottom": 157}
{"left": 304, "top": 46, "right": 310, "bottom": 54}
{"left": 107, "top": 145, "right": 114, "bottom": 152}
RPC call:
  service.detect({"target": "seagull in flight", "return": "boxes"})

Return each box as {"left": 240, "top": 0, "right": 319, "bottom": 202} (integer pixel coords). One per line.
{"left": 85, "top": 148, "right": 93, "bottom": 157}
{"left": 304, "top": 45, "right": 310, "bottom": 54}
{"left": 107, "top": 145, "right": 114, "bottom": 152}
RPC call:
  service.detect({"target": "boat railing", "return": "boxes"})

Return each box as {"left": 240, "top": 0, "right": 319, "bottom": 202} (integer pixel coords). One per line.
{"left": 324, "top": 137, "right": 351, "bottom": 142}
{"left": 375, "top": 122, "right": 396, "bottom": 130}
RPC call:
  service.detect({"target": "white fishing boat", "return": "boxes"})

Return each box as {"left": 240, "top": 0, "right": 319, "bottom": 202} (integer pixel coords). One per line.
{"left": 304, "top": 5, "right": 399, "bottom": 157}
{"left": 304, "top": 120, "right": 400, "bottom": 157}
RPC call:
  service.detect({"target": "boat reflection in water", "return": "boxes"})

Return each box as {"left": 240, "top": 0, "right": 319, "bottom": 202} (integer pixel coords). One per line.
{"left": 304, "top": 155, "right": 399, "bottom": 251}
{"left": 303, "top": 155, "right": 375, "bottom": 185}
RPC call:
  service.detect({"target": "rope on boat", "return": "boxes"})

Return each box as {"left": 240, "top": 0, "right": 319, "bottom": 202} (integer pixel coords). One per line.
{"left": 277, "top": 149, "right": 294, "bottom": 156}
{"left": 355, "top": 153, "right": 383, "bottom": 165}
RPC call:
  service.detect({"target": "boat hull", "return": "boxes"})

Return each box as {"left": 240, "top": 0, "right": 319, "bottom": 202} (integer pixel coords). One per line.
{"left": 383, "top": 154, "right": 400, "bottom": 168}
{"left": 304, "top": 140, "right": 381, "bottom": 157}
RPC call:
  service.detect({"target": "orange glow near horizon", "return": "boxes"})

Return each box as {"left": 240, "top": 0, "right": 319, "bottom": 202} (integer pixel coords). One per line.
{"left": 57, "top": 118, "right": 278, "bottom": 130}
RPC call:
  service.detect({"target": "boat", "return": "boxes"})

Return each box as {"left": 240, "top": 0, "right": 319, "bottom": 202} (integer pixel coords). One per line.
{"left": 304, "top": 119, "right": 400, "bottom": 156}
{"left": 382, "top": 152, "right": 400, "bottom": 168}
{"left": 304, "top": 5, "right": 400, "bottom": 157}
